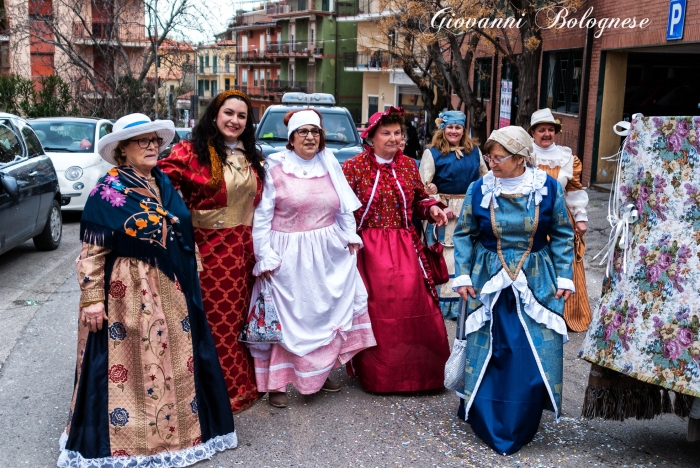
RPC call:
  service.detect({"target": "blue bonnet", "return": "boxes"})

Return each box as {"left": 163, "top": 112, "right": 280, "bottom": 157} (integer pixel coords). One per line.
{"left": 435, "top": 111, "right": 466, "bottom": 130}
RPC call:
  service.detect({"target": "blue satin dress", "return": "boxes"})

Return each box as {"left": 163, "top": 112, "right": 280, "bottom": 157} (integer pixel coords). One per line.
{"left": 452, "top": 169, "right": 574, "bottom": 455}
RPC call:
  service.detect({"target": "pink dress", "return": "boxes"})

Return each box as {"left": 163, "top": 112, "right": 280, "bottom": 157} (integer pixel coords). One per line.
{"left": 250, "top": 151, "right": 376, "bottom": 394}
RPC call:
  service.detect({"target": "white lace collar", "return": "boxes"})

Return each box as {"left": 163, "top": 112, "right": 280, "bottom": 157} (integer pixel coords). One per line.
{"left": 481, "top": 167, "right": 549, "bottom": 209}
{"left": 533, "top": 142, "right": 572, "bottom": 168}
{"left": 271, "top": 150, "right": 328, "bottom": 178}
{"left": 375, "top": 154, "right": 394, "bottom": 164}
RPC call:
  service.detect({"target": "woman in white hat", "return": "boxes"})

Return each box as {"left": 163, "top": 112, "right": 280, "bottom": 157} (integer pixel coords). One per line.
{"left": 451, "top": 125, "right": 575, "bottom": 455}
{"left": 60, "top": 114, "right": 237, "bottom": 467}
{"left": 251, "top": 108, "right": 376, "bottom": 408}
{"left": 529, "top": 108, "right": 591, "bottom": 332}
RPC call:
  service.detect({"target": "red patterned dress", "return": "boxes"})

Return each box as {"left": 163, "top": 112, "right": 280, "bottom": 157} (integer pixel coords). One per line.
{"left": 159, "top": 140, "right": 261, "bottom": 412}
{"left": 342, "top": 148, "right": 450, "bottom": 392}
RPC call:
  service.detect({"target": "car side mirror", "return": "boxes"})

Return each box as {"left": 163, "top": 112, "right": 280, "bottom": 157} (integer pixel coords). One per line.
{"left": 0, "top": 172, "right": 19, "bottom": 198}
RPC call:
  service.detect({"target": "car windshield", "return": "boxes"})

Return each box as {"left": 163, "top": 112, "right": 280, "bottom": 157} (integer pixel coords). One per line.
{"left": 258, "top": 110, "right": 357, "bottom": 144}
{"left": 176, "top": 128, "right": 191, "bottom": 139}
{"left": 31, "top": 121, "right": 96, "bottom": 153}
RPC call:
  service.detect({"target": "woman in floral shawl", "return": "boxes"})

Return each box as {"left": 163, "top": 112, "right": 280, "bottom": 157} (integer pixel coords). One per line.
{"left": 60, "top": 114, "right": 236, "bottom": 467}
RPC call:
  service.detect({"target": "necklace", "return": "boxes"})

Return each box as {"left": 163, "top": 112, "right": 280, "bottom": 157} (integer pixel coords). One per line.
{"left": 225, "top": 144, "right": 250, "bottom": 172}
{"left": 296, "top": 154, "right": 317, "bottom": 175}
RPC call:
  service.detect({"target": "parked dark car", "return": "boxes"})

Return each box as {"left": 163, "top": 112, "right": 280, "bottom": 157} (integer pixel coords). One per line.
{"left": 255, "top": 93, "right": 363, "bottom": 164}
{"left": 0, "top": 113, "right": 63, "bottom": 255}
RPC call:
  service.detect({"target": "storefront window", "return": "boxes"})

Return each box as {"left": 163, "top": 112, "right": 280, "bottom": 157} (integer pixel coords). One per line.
{"left": 541, "top": 49, "right": 583, "bottom": 115}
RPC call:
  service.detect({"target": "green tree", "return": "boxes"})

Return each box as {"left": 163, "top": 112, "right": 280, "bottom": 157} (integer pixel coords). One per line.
{"left": 29, "top": 75, "right": 76, "bottom": 118}
{"left": 0, "top": 74, "right": 34, "bottom": 116}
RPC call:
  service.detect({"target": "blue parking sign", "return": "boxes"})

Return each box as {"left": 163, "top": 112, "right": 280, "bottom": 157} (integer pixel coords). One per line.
{"left": 667, "top": 0, "right": 686, "bottom": 41}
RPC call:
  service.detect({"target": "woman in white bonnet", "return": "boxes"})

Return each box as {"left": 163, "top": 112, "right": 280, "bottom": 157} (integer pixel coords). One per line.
{"left": 250, "top": 109, "right": 376, "bottom": 408}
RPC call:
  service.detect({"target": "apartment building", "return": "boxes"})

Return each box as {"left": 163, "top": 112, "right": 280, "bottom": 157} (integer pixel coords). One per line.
{"left": 265, "top": 0, "right": 363, "bottom": 121}
{"left": 4, "top": 0, "right": 149, "bottom": 95}
{"left": 463, "top": 2, "right": 700, "bottom": 186}
{"left": 194, "top": 40, "right": 237, "bottom": 117}
{"left": 338, "top": 0, "right": 425, "bottom": 125}
{"left": 223, "top": 7, "right": 281, "bottom": 120}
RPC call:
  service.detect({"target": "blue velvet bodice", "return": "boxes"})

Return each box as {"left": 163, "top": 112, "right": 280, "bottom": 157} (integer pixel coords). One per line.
{"left": 430, "top": 146, "right": 482, "bottom": 195}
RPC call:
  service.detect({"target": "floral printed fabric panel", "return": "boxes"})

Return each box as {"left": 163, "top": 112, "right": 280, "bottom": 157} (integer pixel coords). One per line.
{"left": 580, "top": 116, "right": 700, "bottom": 397}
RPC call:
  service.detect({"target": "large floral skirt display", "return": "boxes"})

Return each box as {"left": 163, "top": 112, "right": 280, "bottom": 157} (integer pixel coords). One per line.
{"left": 579, "top": 116, "right": 700, "bottom": 420}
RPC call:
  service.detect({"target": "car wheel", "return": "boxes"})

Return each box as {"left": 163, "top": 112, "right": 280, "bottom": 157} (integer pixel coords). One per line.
{"left": 33, "top": 199, "right": 63, "bottom": 251}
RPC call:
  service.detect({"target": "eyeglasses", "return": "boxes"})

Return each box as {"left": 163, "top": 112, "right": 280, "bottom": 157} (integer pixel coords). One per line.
{"left": 296, "top": 128, "right": 322, "bottom": 138}
{"left": 483, "top": 153, "right": 514, "bottom": 164}
{"left": 129, "top": 137, "right": 164, "bottom": 148}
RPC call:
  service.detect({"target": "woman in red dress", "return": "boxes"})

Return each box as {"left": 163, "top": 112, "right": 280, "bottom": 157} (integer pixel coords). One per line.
{"left": 343, "top": 107, "right": 451, "bottom": 392}
{"left": 159, "top": 90, "right": 264, "bottom": 412}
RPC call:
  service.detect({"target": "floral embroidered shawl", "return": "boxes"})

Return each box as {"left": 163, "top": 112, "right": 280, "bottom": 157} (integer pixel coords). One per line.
{"left": 81, "top": 166, "right": 198, "bottom": 292}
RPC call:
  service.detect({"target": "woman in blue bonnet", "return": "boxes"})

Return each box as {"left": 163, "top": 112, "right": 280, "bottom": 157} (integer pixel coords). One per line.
{"left": 451, "top": 126, "right": 574, "bottom": 455}
{"left": 419, "top": 110, "right": 487, "bottom": 319}
{"left": 59, "top": 114, "right": 237, "bottom": 467}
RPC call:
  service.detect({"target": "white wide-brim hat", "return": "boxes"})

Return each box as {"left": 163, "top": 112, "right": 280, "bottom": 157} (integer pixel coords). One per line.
{"left": 98, "top": 113, "right": 176, "bottom": 165}
{"left": 528, "top": 108, "right": 562, "bottom": 135}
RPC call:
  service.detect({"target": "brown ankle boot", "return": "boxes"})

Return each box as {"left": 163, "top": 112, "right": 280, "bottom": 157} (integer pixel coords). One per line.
{"left": 321, "top": 377, "right": 341, "bottom": 392}
{"left": 269, "top": 391, "right": 288, "bottom": 408}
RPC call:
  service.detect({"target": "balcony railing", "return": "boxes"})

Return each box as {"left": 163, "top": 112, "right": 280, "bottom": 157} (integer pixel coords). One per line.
{"left": 198, "top": 65, "right": 219, "bottom": 75}
{"left": 267, "top": 40, "right": 326, "bottom": 56}
{"left": 234, "top": 85, "right": 269, "bottom": 96}
{"left": 335, "top": 0, "right": 373, "bottom": 16}
{"left": 235, "top": 50, "right": 273, "bottom": 62}
{"left": 344, "top": 51, "right": 396, "bottom": 69}
{"left": 267, "top": 0, "right": 331, "bottom": 15}
{"left": 72, "top": 21, "right": 147, "bottom": 43}
{"left": 267, "top": 80, "right": 323, "bottom": 93}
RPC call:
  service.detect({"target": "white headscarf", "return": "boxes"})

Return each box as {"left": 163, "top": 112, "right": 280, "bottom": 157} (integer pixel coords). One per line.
{"left": 487, "top": 126, "right": 535, "bottom": 166}
{"left": 287, "top": 110, "right": 321, "bottom": 138}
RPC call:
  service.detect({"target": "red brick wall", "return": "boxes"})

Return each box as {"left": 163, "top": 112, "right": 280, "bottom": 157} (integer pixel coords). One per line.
{"left": 445, "top": 2, "right": 700, "bottom": 185}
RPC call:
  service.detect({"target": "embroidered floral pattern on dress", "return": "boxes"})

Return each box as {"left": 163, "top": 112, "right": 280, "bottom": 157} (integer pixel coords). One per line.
{"left": 108, "top": 364, "right": 128, "bottom": 388}
{"left": 109, "top": 280, "right": 127, "bottom": 299}
{"left": 180, "top": 316, "right": 191, "bottom": 333}
{"left": 109, "top": 408, "right": 129, "bottom": 428}
{"left": 108, "top": 322, "right": 127, "bottom": 342}
{"left": 580, "top": 116, "right": 700, "bottom": 397}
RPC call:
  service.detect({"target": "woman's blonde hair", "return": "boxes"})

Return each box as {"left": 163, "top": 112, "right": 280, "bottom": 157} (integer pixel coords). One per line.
{"left": 429, "top": 127, "right": 475, "bottom": 155}
{"left": 111, "top": 140, "right": 130, "bottom": 166}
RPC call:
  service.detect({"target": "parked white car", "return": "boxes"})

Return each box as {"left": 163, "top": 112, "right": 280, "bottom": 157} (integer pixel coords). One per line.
{"left": 30, "top": 117, "right": 114, "bottom": 211}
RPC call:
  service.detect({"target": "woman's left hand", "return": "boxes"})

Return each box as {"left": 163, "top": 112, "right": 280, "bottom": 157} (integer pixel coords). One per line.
{"left": 555, "top": 289, "right": 573, "bottom": 301}
{"left": 429, "top": 205, "right": 448, "bottom": 226}
{"left": 575, "top": 221, "right": 587, "bottom": 235}
{"left": 348, "top": 243, "right": 360, "bottom": 255}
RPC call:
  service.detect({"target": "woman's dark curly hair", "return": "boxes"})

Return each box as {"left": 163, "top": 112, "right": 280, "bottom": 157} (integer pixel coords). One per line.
{"left": 190, "top": 91, "right": 265, "bottom": 182}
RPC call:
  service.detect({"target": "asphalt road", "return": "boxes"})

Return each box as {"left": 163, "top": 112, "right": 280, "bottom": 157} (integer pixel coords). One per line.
{"left": 0, "top": 192, "right": 698, "bottom": 468}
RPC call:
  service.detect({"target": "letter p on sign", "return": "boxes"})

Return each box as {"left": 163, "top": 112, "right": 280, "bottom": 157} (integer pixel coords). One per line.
{"left": 667, "top": 0, "right": 686, "bottom": 41}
